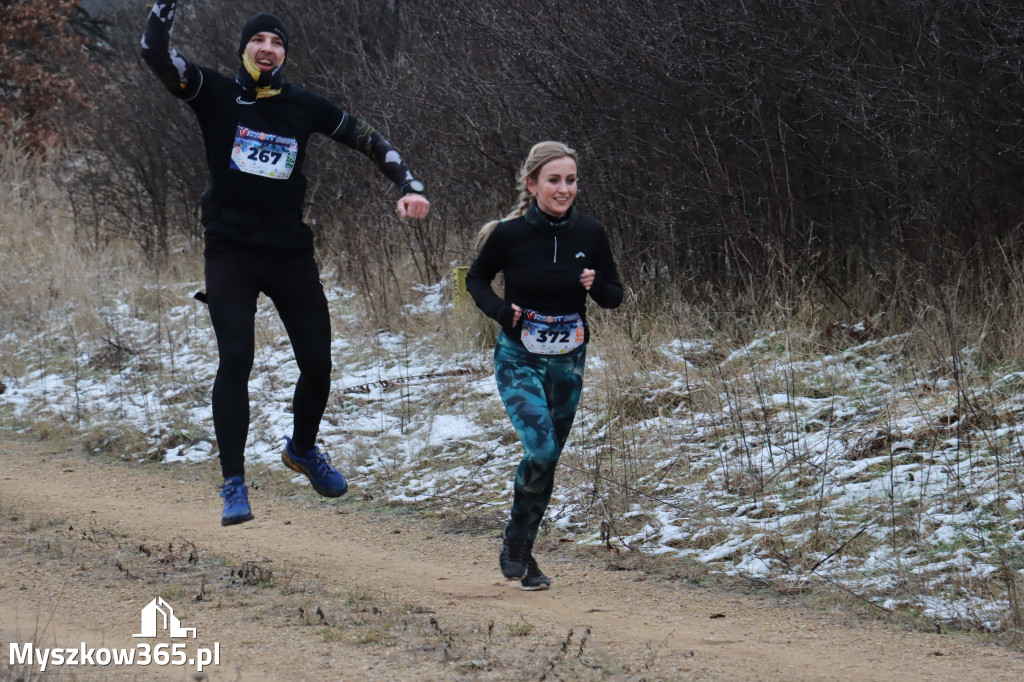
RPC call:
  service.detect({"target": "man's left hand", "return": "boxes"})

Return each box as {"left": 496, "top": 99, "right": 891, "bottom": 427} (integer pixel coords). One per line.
{"left": 397, "top": 194, "right": 430, "bottom": 219}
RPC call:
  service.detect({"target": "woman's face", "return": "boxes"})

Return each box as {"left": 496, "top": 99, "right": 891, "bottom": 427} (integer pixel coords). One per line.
{"left": 526, "top": 156, "right": 577, "bottom": 218}
{"left": 245, "top": 32, "right": 285, "bottom": 71}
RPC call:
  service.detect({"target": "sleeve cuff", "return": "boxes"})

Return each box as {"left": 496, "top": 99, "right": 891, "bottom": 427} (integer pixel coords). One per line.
{"left": 400, "top": 179, "right": 425, "bottom": 196}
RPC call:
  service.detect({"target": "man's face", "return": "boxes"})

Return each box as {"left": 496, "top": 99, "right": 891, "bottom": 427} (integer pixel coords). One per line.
{"left": 245, "top": 31, "right": 285, "bottom": 71}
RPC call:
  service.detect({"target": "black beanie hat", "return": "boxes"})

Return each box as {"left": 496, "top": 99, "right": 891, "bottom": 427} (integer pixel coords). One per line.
{"left": 238, "top": 13, "right": 288, "bottom": 57}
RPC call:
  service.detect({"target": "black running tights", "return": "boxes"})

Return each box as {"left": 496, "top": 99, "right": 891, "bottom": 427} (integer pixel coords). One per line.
{"left": 204, "top": 236, "right": 331, "bottom": 480}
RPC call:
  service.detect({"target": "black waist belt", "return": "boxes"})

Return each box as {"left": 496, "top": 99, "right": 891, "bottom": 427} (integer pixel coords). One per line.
{"left": 201, "top": 193, "right": 303, "bottom": 230}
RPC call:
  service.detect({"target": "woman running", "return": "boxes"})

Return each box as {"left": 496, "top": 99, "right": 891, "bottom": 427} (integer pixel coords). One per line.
{"left": 466, "top": 141, "right": 623, "bottom": 590}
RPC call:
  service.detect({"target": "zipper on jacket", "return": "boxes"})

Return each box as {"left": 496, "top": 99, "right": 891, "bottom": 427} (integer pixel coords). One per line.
{"left": 553, "top": 235, "right": 558, "bottom": 263}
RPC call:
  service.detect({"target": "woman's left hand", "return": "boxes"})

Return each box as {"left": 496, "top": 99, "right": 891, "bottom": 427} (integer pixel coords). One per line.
{"left": 397, "top": 194, "right": 430, "bottom": 219}
{"left": 580, "top": 268, "right": 596, "bottom": 291}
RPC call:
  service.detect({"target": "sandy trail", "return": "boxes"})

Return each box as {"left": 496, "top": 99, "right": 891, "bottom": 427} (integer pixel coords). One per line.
{"left": 1, "top": 442, "right": 1020, "bottom": 680}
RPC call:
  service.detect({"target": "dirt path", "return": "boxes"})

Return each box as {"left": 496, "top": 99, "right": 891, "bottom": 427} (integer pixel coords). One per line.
{"left": 1, "top": 441, "right": 1021, "bottom": 681}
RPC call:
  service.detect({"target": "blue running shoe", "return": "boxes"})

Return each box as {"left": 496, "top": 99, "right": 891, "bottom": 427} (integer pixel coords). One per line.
{"left": 221, "top": 476, "right": 254, "bottom": 526}
{"left": 281, "top": 437, "right": 348, "bottom": 498}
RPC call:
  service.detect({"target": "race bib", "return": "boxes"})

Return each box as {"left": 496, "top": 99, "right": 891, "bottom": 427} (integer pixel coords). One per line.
{"left": 230, "top": 126, "right": 298, "bottom": 180}
{"left": 520, "top": 309, "right": 585, "bottom": 355}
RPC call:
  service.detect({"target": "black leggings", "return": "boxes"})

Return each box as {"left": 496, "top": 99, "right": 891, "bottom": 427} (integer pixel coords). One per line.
{"left": 204, "top": 235, "right": 331, "bottom": 480}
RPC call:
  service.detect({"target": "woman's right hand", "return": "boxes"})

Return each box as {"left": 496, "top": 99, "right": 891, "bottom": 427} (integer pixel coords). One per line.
{"left": 510, "top": 303, "right": 522, "bottom": 327}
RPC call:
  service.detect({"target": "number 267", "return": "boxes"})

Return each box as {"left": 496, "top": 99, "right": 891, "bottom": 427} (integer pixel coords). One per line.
{"left": 248, "top": 148, "right": 281, "bottom": 164}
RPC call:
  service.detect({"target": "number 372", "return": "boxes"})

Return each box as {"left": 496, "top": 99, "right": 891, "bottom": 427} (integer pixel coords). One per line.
{"left": 536, "top": 330, "right": 570, "bottom": 343}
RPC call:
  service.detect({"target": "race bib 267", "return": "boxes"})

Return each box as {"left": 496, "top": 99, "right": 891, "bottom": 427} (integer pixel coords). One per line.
{"left": 230, "top": 126, "right": 298, "bottom": 180}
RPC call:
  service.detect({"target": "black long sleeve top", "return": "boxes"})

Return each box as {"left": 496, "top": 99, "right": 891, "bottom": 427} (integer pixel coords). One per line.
{"left": 140, "top": 0, "right": 421, "bottom": 249}
{"left": 466, "top": 203, "right": 623, "bottom": 345}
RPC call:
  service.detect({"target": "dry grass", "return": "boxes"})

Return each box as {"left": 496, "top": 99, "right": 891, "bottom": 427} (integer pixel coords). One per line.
{"left": 3, "top": 142, "right": 1024, "bottom": 644}
{"left": 551, "top": 261, "right": 1024, "bottom": 642}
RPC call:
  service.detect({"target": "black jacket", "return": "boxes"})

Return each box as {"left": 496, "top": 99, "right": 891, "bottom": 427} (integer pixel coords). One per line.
{"left": 141, "top": 0, "right": 418, "bottom": 249}
{"left": 466, "top": 203, "right": 623, "bottom": 345}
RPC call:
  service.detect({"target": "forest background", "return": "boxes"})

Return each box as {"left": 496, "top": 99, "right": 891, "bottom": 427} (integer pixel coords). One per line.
{"left": 4, "top": 0, "right": 1024, "bottom": 644}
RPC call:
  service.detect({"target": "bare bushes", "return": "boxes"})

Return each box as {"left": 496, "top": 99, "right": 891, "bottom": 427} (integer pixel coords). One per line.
{"left": 0, "top": 0, "right": 92, "bottom": 147}
{"left": 0, "top": 140, "right": 101, "bottom": 338}
{"left": 57, "top": 1, "right": 1024, "bottom": 341}
{"left": 0, "top": 139, "right": 210, "bottom": 442}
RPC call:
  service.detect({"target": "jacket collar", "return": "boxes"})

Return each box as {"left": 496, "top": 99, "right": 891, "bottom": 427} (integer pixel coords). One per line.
{"left": 524, "top": 201, "right": 577, "bottom": 235}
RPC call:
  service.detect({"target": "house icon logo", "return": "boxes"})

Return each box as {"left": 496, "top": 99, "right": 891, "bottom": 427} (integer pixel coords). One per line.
{"left": 133, "top": 597, "right": 197, "bottom": 639}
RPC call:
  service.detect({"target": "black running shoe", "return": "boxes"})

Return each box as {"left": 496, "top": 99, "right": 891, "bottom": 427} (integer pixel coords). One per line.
{"left": 499, "top": 526, "right": 528, "bottom": 579}
{"left": 520, "top": 555, "right": 550, "bottom": 591}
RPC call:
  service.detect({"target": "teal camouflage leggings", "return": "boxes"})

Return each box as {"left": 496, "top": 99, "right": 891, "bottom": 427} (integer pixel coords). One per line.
{"left": 494, "top": 331, "right": 587, "bottom": 542}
